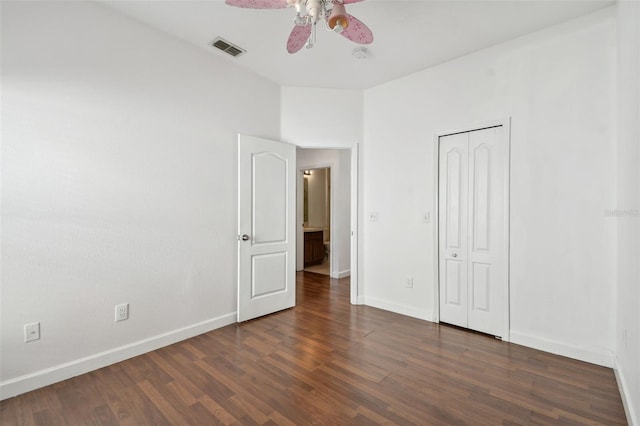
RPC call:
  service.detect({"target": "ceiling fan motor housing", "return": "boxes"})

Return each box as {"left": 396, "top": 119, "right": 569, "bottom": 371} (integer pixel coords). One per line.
{"left": 305, "top": 0, "right": 323, "bottom": 23}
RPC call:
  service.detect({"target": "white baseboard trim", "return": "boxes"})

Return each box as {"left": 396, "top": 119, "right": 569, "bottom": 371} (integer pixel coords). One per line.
{"left": 364, "top": 297, "right": 433, "bottom": 322}
{"left": 336, "top": 269, "right": 350, "bottom": 279}
{"left": 356, "top": 295, "right": 365, "bottom": 305}
{"left": 0, "top": 312, "right": 237, "bottom": 400}
{"left": 509, "top": 330, "right": 615, "bottom": 368}
{"left": 614, "top": 357, "right": 638, "bottom": 426}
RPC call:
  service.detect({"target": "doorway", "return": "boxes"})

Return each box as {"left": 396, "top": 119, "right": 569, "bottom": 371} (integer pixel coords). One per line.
{"left": 435, "top": 120, "right": 510, "bottom": 339}
{"left": 296, "top": 148, "right": 353, "bottom": 292}
{"left": 302, "top": 167, "right": 331, "bottom": 275}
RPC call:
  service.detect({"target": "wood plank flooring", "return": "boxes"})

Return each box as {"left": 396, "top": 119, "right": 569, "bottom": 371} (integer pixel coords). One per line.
{"left": 1, "top": 272, "right": 627, "bottom": 425}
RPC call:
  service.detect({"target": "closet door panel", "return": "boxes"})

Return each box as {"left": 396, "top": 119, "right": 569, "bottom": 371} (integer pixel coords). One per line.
{"left": 467, "top": 126, "right": 506, "bottom": 337}
{"left": 438, "top": 132, "right": 469, "bottom": 328}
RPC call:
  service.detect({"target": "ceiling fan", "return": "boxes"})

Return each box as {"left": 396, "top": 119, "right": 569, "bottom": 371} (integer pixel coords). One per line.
{"left": 224, "top": 0, "right": 374, "bottom": 54}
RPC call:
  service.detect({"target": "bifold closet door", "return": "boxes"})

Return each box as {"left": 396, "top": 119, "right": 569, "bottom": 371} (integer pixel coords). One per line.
{"left": 438, "top": 126, "right": 506, "bottom": 337}
{"left": 438, "top": 132, "right": 469, "bottom": 328}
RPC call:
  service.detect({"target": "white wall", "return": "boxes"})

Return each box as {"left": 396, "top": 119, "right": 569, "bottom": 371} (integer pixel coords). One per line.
{"left": 615, "top": 0, "right": 640, "bottom": 423}
{"left": 281, "top": 87, "right": 363, "bottom": 147}
{"left": 0, "top": 1, "right": 280, "bottom": 398}
{"left": 297, "top": 149, "right": 351, "bottom": 278}
{"left": 282, "top": 87, "right": 363, "bottom": 292}
{"left": 363, "top": 8, "right": 618, "bottom": 365}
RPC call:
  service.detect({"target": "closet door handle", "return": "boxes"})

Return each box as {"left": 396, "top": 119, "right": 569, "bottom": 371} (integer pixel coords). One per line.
{"left": 451, "top": 253, "right": 458, "bottom": 258}
{"left": 240, "top": 234, "right": 250, "bottom": 241}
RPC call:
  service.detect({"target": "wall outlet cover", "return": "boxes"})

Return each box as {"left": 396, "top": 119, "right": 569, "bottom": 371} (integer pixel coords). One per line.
{"left": 115, "top": 303, "right": 129, "bottom": 322}
{"left": 24, "top": 322, "right": 40, "bottom": 342}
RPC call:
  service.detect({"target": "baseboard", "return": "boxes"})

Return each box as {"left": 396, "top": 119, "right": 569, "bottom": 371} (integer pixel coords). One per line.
{"left": 364, "top": 296, "right": 433, "bottom": 322}
{"left": 336, "top": 269, "right": 350, "bottom": 279}
{"left": 0, "top": 312, "right": 237, "bottom": 400}
{"left": 614, "top": 357, "right": 639, "bottom": 426}
{"left": 509, "top": 330, "right": 615, "bottom": 368}
{"left": 356, "top": 295, "right": 365, "bottom": 305}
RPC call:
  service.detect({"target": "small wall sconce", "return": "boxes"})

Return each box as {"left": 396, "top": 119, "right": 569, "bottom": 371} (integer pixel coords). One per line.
{"left": 304, "top": 170, "right": 311, "bottom": 176}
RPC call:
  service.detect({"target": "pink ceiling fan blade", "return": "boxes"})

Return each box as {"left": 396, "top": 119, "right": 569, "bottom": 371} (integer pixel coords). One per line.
{"left": 340, "top": 14, "right": 373, "bottom": 44}
{"left": 287, "top": 24, "right": 312, "bottom": 54}
{"left": 340, "top": 0, "right": 365, "bottom": 3}
{"left": 225, "top": 0, "right": 288, "bottom": 9}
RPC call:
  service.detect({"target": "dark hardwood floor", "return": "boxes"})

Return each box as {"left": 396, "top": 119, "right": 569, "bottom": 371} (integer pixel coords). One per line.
{"left": 1, "top": 272, "right": 627, "bottom": 425}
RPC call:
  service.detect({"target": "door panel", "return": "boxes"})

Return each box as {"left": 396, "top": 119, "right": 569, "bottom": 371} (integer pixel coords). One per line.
{"left": 472, "top": 144, "right": 490, "bottom": 252}
{"left": 238, "top": 135, "right": 296, "bottom": 322}
{"left": 467, "top": 126, "right": 505, "bottom": 336}
{"left": 446, "top": 148, "right": 464, "bottom": 249}
{"left": 471, "top": 262, "right": 491, "bottom": 312}
{"left": 252, "top": 253, "right": 287, "bottom": 297}
{"left": 253, "top": 153, "right": 287, "bottom": 244}
{"left": 445, "top": 259, "right": 463, "bottom": 305}
{"left": 439, "top": 132, "right": 468, "bottom": 328}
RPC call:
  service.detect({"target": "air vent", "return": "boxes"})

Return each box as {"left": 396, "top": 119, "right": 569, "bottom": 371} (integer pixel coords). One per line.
{"left": 210, "top": 37, "right": 246, "bottom": 58}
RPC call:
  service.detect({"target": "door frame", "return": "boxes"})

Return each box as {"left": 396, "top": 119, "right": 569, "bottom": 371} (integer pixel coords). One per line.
{"left": 295, "top": 144, "right": 360, "bottom": 306}
{"left": 432, "top": 118, "right": 511, "bottom": 341}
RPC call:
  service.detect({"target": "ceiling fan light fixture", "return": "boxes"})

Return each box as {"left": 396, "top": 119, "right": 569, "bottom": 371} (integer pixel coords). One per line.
{"left": 328, "top": 4, "right": 349, "bottom": 32}
{"left": 226, "top": 0, "right": 373, "bottom": 53}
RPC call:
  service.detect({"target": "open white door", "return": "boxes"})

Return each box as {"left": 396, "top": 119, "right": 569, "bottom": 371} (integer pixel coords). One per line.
{"left": 238, "top": 134, "right": 296, "bottom": 322}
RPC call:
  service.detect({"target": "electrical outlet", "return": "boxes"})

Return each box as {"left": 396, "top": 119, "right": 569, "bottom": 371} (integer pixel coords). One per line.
{"left": 406, "top": 277, "right": 414, "bottom": 288}
{"left": 369, "top": 211, "right": 379, "bottom": 222}
{"left": 115, "top": 303, "right": 129, "bottom": 322}
{"left": 24, "top": 322, "right": 40, "bottom": 342}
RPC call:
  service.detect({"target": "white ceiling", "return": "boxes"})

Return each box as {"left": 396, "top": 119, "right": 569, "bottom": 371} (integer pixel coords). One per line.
{"left": 103, "top": 0, "right": 614, "bottom": 89}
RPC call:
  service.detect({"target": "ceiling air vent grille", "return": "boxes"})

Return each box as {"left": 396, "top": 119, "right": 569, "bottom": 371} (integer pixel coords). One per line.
{"left": 211, "top": 37, "right": 246, "bottom": 58}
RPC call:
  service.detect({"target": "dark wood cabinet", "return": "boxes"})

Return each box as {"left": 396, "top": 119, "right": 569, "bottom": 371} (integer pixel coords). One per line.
{"left": 304, "top": 231, "right": 324, "bottom": 267}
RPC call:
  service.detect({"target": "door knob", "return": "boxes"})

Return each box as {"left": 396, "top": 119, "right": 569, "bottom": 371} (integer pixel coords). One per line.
{"left": 452, "top": 253, "right": 458, "bottom": 258}
{"left": 241, "top": 234, "right": 250, "bottom": 241}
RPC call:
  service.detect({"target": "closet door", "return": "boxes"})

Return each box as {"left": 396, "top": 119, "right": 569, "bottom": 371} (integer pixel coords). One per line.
{"left": 467, "top": 126, "right": 506, "bottom": 337}
{"left": 438, "top": 126, "right": 507, "bottom": 337}
{"left": 438, "top": 132, "right": 469, "bottom": 328}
